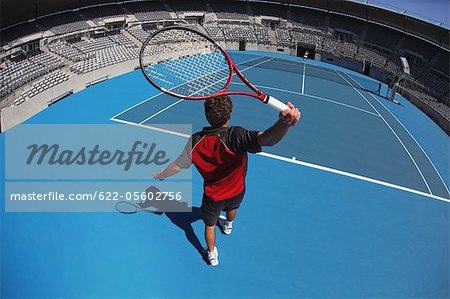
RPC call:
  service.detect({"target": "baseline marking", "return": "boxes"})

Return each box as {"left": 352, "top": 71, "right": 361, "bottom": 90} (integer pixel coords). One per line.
{"left": 111, "top": 56, "right": 266, "bottom": 121}
{"left": 336, "top": 70, "right": 432, "bottom": 195}
{"left": 109, "top": 118, "right": 450, "bottom": 204}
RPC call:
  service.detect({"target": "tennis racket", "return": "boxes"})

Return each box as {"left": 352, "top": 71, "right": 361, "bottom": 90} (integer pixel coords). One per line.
{"left": 115, "top": 201, "right": 158, "bottom": 214}
{"left": 139, "top": 26, "right": 289, "bottom": 111}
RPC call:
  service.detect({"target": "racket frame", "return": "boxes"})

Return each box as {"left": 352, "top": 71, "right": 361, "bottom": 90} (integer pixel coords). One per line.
{"left": 139, "top": 26, "right": 270, "bottom": 103}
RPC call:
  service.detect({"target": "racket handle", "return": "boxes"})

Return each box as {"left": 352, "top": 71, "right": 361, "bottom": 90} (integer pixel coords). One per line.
{"left": 265, "top": 95, "right": 289, "bottom": 111}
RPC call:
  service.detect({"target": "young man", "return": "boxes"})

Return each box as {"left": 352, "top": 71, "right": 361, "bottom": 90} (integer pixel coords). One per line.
{"left": 153, "top": 95, "right": 300, "bottom": 266}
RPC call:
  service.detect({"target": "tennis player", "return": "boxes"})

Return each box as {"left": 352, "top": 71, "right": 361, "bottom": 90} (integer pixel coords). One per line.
{"left": 153, "top": 95, "right": 300, "bottom": 266}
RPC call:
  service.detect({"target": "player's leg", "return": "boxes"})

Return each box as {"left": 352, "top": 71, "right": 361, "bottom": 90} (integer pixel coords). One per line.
{"left": 226, "top": 208, "right": 237, "bottom": 222}
{"left": 200, "top": 196, "right": 223, "bottom": 266}
{"left": 205, "top": 225, "right": 216, "bottom": 253}
{"left": 219, "top": 192, "right": 244, "bottom": 235}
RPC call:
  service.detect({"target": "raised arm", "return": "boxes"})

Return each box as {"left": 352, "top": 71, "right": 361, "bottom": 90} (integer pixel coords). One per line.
{"left": 257, "top": 102, "right": 300, "bottom": 147}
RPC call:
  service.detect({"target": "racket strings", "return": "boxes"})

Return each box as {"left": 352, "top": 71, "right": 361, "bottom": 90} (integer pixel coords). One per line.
{"left": 142, "top": 28, "right": 231, "bottom": 98}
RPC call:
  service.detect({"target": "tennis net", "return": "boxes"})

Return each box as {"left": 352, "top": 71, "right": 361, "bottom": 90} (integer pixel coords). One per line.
{"left": 240, "top": 58, "right": 382, "bottom": 95}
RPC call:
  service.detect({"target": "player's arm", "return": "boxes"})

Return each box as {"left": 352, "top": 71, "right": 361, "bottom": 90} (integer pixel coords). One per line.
{"left": 152, "top": 137, "right": 192, "bottom": 180}
{"left": 257, "top": 102, "right": 300, "bottom": 147}
{"left": 153, "top": 162, "right": 181, "bottom": 180}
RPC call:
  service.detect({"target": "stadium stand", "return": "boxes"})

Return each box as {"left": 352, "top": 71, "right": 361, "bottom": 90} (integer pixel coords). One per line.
{"left": 320, "top": 36, "right": 338, "bottom": 54}
{"left": 275, "top": 28, "right": 291, "bottom": 47}
{"left": 14, "top": 71, "right": 70, "bottom": 106}
{"left": 48, "top": 41, "right": 90, "bottom": 62}
{"left": 216, "top": 12, "right": 249, "bottom": 21}
{"left": 50, "top": 21, "right": 91, "bottom": 35}
{"left": 341, "top": 42, "right": 358, "bottom": 58}
{"left": 219, "top": 24, "right": 257, "bottom": 43}
{"left": 37, "top": 11, "right": 90, "bottom": 35}
{"left": 204, "top": 24, "right": 225, "bottom": 41}
{"left": 291, "top": 31, "right": 324, "bottom": 47}
{"left": 0, "top": 0, "right": 448, "bottom": 130}
{"left": 135, "top": 11, "right": 173, "bottom": 21}
{"left": 355, "top": 46, "right": 387, "bottom": 69}
{"left": 0, "top": 52, "right": 63, "bottom": 97}
{"left": 125, "top": 1, "right": 174, "bottom": 21}
{"left": 291, "top": 22, "right": 324, "bottom": 35}
{"left": 127, "top": 27, "right": 154, "bottom": 42}
{"left": 70, "top": 46, "right": 138, "bottom": 74}
{"left": 254, "top": 26, "right": 270, "bottom": 44}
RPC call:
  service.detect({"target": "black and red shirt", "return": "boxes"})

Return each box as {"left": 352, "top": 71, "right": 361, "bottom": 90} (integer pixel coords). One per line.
{"left": 175, "top": 126, "right": 262, "bottom": 201}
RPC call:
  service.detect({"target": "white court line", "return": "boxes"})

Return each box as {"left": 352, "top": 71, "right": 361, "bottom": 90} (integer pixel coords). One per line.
{"left": 111, "top": 118, "right": 190, "bottom": 138}
{"left": 109, "top": 117, "right": 450, "bottom": 204}
{"left": 140, "top": 99, "right": 185, "bottom": 124}
{"left": 348, "top": 76, "right": 450, "bottom": 197}
{"left": 110, "top": 56, "right": 265, "bottom": 120}
{"left": 336, "top": 70, "right": 433, "bottom": 195}
{"left": 301, "top": 62, "right": 306, "bottom": 94}
{"left": 230, "top": 82, "right": 380, "bottom": 117}
{"left": 138, "top": 57, "right": 275, "bottom": 124}
{"left": 258, "top": 152, "right": 450, "bottom": 203}
{"left": 111, "top": 92, "right": 163, "bottom": 120}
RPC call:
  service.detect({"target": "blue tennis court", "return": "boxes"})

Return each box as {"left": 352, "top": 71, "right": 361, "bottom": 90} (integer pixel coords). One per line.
{"left": 1, "top": 51, "right": 449, "bottom": 298}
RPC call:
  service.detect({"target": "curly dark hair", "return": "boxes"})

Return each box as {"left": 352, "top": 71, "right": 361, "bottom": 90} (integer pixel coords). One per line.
{"left": 204, "top": 95, "right": 233, "bottom": 127}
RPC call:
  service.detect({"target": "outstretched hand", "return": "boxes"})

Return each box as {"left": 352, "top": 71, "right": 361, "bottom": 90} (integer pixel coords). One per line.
{"left": 152, "top": 168, "right": 165, "bottom": 181}
{"left": 279, "top": 102, "right": 301, "bottom": 126}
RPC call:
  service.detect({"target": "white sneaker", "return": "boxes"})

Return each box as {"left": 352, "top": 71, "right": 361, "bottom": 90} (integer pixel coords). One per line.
{"left": 218, "top": 215, "right": 232, "bottom": 235}
{"left": 207, "top": 246, "right": 219, "bottom": 266}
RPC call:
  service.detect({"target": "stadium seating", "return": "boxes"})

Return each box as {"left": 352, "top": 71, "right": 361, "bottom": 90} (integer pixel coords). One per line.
{"left": 290, "top": 31, "right": 324, "bottom": 47}
{"left": 275, "top": 29, "right": 291, "bottom": 47}
{"left": 14, "top": 71, "right": 70, "bottom": 106}
{"left": 0, "top": 0, "right": 447, "bottom": 123}
{"left": 70, "top": 46, "right": 138, "bottom": 74}
{"left": 48, "top": 41, "right": 89, "bottom": 61}
{"left": 219, "top": 24, "right": 257, "bottom": 43}
{"left": 0, "top": 52, "right": 63, "bottom": 97}
{"left": 135, "top": 11, "right": 173, "bottom": 21}
{"left": 127, "top": 27, "right": 154, "bottom": 43}
{"left": 216, "top": 12, "right": 249, "bottom": 21}
{"left": 204, "top": 24, "right": 225, "bottom": 41}
{"left": 355, "top": 47, "right": 387, "bottom": 68}
{"left": 341, "top": 42, "right": 358, "bottom": 58}
{"left": 254, "top": 27, "right": 271, "bottom": 44}
{"left": 50, "top": 21, "right": 91, "bottom": 35}
{"left": 320, "top": 37, "right": 338, "bottom": 53}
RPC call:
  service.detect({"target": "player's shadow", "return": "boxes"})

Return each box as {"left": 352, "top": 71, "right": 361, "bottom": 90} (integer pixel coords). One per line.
{"left": 116, "top": 186, "right": 209, "bottom": 264}
{"left": 154, "top": 207, "right": 209, "bottom": 265}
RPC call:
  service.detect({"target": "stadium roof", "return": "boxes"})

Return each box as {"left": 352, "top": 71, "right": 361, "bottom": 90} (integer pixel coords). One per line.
{"left": 350, "top": 0, "right": 449, "bottom": 29}
{"left": 0, "top": 0, "right": 448, "bottom": 49}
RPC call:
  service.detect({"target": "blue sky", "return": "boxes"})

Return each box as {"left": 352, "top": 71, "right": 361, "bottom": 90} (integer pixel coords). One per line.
{"left": 352, "top": 0, "right": 450, "bottom": 26}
